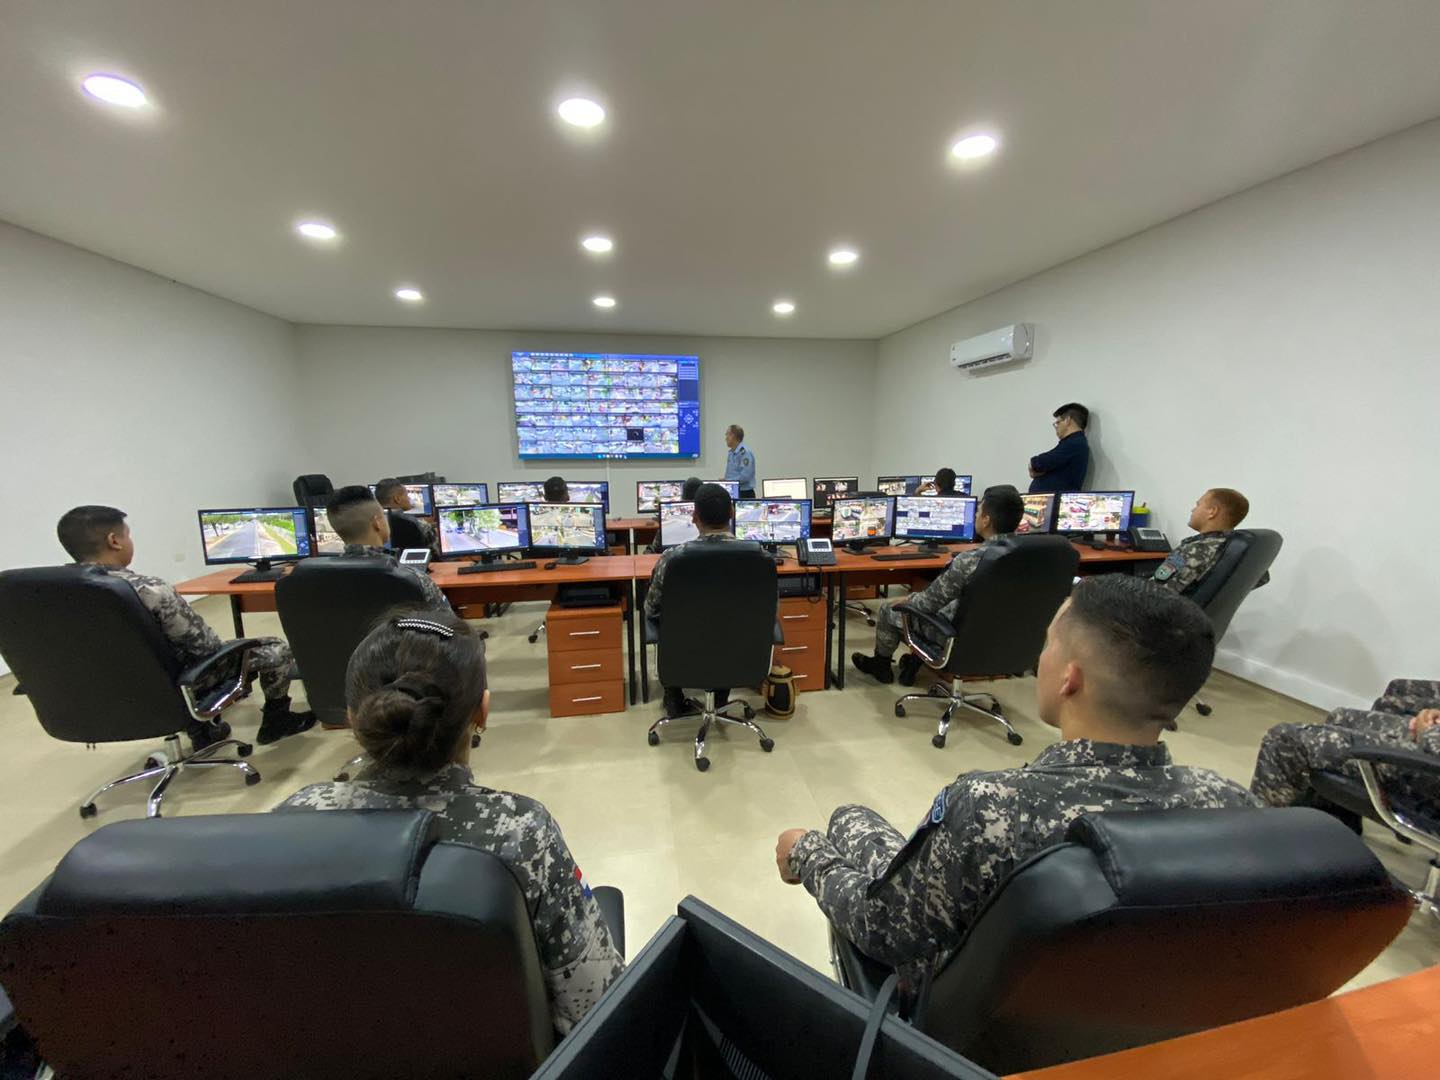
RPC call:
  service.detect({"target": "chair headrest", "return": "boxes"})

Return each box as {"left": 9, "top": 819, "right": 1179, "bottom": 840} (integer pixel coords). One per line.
{"left": 1066, "top": 806, "right": 1391, "bottom": 905}
{"left": 39, "top": 811, "right": 439, "bottom": 916}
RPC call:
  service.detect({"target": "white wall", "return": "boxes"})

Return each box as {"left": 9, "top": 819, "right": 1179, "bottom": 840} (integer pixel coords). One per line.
{"left": 293, "top": 326, "right": 877, "bottom": 516}
{"left": 875, "top": 119, "right": 1440, "bottom": 709}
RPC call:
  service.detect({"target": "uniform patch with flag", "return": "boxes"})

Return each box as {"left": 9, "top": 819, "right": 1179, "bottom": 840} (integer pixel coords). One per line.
{"left": 573, "top": 865, "right": 593, "bottom": 899}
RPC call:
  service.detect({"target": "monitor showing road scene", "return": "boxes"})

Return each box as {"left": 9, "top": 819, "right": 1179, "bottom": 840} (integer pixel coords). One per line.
{"left": 831, "top": 497, "right": 895, "bottom": 544}
{"left": 568, "top": 481, "right": 610, "bottom": 509}
{"left": 893, "top": 496, "right": 976, "bottom": 542}
{"left": 812, "top": 477, "right": 859, "bottom": 511}
{"left": 432, "top": 483, "right": 490, "bottom": 508}
{"left": 733, "top": 499, "right": 812, "bottom": 544}
{"left": 497, "top": 481, "right": 547, "bottom": 504}
{"left": 637, "top": 480, "right": 686, "bottom": 513}
{"left": 876, "top": 475, "right": 923, "bottom": 496}
{"left": 1017, "top": 493, "right": 1057, "bottom": 534}
{"left": 527, "top": 502, "right": 607, "bottom": 551}
{"left": 198, "top": 507, "right": 311, "bottom": 565}
{"left": 368, "top": 483, "right": 434, "bottom": 515}
{"left": 309, "top": 507, "right": 344, "bottom": 555}
{"left": 1054, "top": 491, "right": 1135, "bottom": 534}
{"left": 709, "top": 480, "right": 741, "bottom": 498}
{"left": 659, "top": 501, "right": 703, "bottom": 548}
{"left": 437, "top": 504, "right": 529, "bottom": 556}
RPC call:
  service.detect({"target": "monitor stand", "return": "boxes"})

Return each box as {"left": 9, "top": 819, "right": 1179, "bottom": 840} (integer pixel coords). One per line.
{"left": 232, "top": 558, "right": 285, "bottom": 584}
{"left": 762, "top": 542, "right": 787, "bottom": 563}
{"left": 553, "top": 553, "right": 590, "bottom": 566}
{"left": 914, "top": 540, "right": 949, "bottom": 556}
{"left": 844, "top": 540, "right": 868, "bottom": 555}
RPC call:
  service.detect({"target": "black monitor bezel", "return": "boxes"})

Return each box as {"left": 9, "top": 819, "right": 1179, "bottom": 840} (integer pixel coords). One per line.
{"left": 435, "top": 502, "right": 531, "bottom": 559}
{"left": 431, "top": 482, "right": 492, "bottom": 509}
{"left": 1017, "top": 493, "right": 1058, "bottom": 535}
{"left": 636, "top": 480, "right": 687, "bottom": 515}
{"left": 893, "top": 495, "right": 978, "bottom": 543}
{"left": 525, "top": 502, "right": 609, "bottom": 554}
{"left": 733, "top": 497, "right": 813, "bottom": 546}
{"left": 876, "top": 474, "right": 924, "bottom": 496}
{"left": 1053, "top": 490, "right": 1137, "bottom": 536}
{"left": 760, "top": 477, "right": 809, "bottom": 501}
{"left": 197, "top": 506, "right": 311, "bottom": 566}
{"left": 829, "top": 495, "right": 897, "bottom": 546}
{"left": 811, "top": 476, "right": 861, "bottom": 511}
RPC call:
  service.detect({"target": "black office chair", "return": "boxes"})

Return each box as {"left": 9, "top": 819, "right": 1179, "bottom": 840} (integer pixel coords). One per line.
{"left": 0, "top": 810, "right": 624, "bottom": 1080}
{"left": 831, "top": 807, "right": 1413, "bottom": 1075}
{"left": 386, "top": 510, "right": 431, "bottom": 552}
{"left": 645, "top": 541, "right": 778, "bottom": 771}
{"left": 292, "top": 473, "right": 334, "bottom": 508}
{"left": 1184, "top": 528, "right": 1282, "bottom": 715}
{"left": 0, "top": 566, "right": 261, "bottom": 818}
{"left": 893, "top": 536, "right": 1078, "bottom": 748}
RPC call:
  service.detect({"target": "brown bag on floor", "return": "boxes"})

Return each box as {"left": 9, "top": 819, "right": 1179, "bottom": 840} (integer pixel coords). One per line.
{"left": 763, "top": 664, "right": 796, "bottom": 718}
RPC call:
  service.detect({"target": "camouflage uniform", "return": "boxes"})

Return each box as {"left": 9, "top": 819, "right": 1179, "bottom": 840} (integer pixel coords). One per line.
{"left": 642, "top": 531, "right": 739, "bottom": 622}
{"left": 1251, "top": 679, "right": 1440, "bottom": 812}
{"left": 1152, "top": 532, "right": 1271, "bottom": 596}
{"left": 789, "top": 739, "right": 1259, "bottom": 1003}
{"left": 83, "top": 563, "right": 294, "bottom": 700}
{"left": 872, "top": 535, "right": 1012, "bottom": 659}
{"left": 341, "top": 543, "right": 452, "bottom": 613}
{"left": 275, "top": 762, "right": 623, "bottom": 1033}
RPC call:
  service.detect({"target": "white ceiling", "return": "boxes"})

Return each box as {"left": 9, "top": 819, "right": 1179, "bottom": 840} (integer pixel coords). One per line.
{"left": 3, "top": 0, "right": 1440, "bottom": 339}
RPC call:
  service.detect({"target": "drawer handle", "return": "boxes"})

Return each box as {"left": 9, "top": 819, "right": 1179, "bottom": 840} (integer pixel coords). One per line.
{"left": 779, "top": 646, "right": 807, "bottom": 653}
{"left": 570, "top": 663, "right": 603, "bottom": 670}
{"left": 572, "top": 695, "right": 603, "bottom": 703}
{"left": 781, "top": 614, "right": 809, "bottom": 621}
{"left": 569, "top": 630, "right": 602, "bottom": 637}
{"left": 793, "top": 674, "right": 809, "bottom": 680}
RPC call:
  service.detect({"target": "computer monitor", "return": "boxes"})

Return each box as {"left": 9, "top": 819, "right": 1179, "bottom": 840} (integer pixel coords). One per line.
{"left": 432, "top": 483, "right": 491, "bottom": 508}
{"left": 658, "top": 500, "right": 703, "bottom": 549}
{"left": 952, "top": 474, "right": 973, "bottom": 496}
{"left": 707, "top": 480, "right": 741, "bottom": 498}
{"left": 527, "top": 502, "right": 608, "bottom": 565}
{"left": 436, "top": 503, "right": 530, "bottom": 562}
{"left": 369, "top": 483, "right": 434, "bottom": 516}
{"left": 637, "top": 480, "right": 686, "bottom": 514}
{"left": 496, "top": 481, "right": 547, "bottom": 505}
{"left": 567, "top": 481, "right": 610, "bottom": 511}
{"left": 198, "top": 506, "right": 312, "bottom": 581}
{"left": 876, "top": 475, "right": 923, "bottom": 496}
{"left": 309, "top": 507, "right": 344, "bottom": 556}
{"left": 761, "top": 477, "right": 808, "bottom": 501}
{"left": 830, "top": 496, "right": 895, "bottom": 551}
{"left": 733, "top": 499, "right": 812, "bottom": 548}
{"left": 1017, "top": 492, "right": 1057, "bottom": 534}
{"left": 893, "top": 496, "right": 976, "bottom": 553}
{"left": 1054, "top": 491, "right": 1135, "bottom": 535}
{"left": 812, "top": 477, "right": 859, "bottom": 512}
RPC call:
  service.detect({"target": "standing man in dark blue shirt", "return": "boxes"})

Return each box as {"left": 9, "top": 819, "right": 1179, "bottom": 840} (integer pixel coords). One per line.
{"left": 1028, "top": 402, "right": 1091, "bottom": 493}
{"left": 724, "top": 424, "right": 757, "bottom": 499}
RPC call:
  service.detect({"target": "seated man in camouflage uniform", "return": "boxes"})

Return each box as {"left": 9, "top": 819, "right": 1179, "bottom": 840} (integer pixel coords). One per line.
{"left": 643, "top": 476, "right": 704, "bottom": 554}
{"left": 56, "top": 505, "right": 316, "bottom": 748}
{"left": 324, "top": 485, "right": 452, "bottom": 614}
{"left": 373, "top": 477, "right": 438, "bottom": 555}
{"left": 644, "top": 483, "right": 739, "bottom": 718}
{"left": 276, "top": 611, "right": 622, "bottom": 1034}
{"left": 775, "top": 576, "right": 1258, "bottom": 1008}
{"left": 1251, "top": 679, "right": 1440, "bottom": 815}
{"left": 1151, "top": 487, "right": 1269, "bottom": 595}
{"left": 851, "top": 485, "right": 1026, "bottom": 686}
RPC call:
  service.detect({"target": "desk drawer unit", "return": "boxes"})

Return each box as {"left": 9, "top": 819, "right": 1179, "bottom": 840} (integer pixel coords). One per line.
{"left": 546, "top": 603, "right": 624, "bottom": 716}
{"left": 549, "top": 646, "right": 624, "bottom": 686}
{"left": 776, "top": 597, "right": 827, "bottom": 692}
{"left": 777, "top": 596, "right": 826, "bottom": 636}
{"left": 548, "top": 678, "right": 626, "bottom": 717}
{"left": 546, "top": 608, "right": 623, "bottom": 653}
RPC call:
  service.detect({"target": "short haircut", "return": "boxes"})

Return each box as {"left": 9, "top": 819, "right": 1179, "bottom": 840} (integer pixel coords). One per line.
{"left": 1054, "top": 402, "right": 1090, "bottom": 430}
{"left": 693, "top": 483, "right": 734, "bottom": 528}
{"left": 325, "top": 485, "right": 384, "bottom": 543}
{"left": 935, "top": 468, "right": 957, "bottom": 494}
{"left": 347, "top": 610, "right": 488, "bottom": 772}
{"left": 1063, "top": 576, "right": 1215, "bottom": 724}
{"left": 980, "top": 485, "right": 1025, "bottom": 534}
{"left": 543, "top": 476, "right": 568, "bottom": 502}
{"left": 57, "top": 505, "right": 126, "bottom": 561}
{"left": 1207, "top": 487, "right": 1250, "bottom": 527}
{"left": 681, "top": 476, "right": 704, "bottom": 500}
{"left": 727, "top": 424, "right": 744, "bottom": 441}
{"left": 373, "top": 478, "right": 405, "bottom": 504}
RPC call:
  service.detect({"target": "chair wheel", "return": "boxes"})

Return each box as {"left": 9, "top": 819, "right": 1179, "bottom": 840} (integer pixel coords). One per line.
{"left": 245, "top": 771, "right": 262, "bottom": 786}
{"left": 335, "top": 772, "right": 352, "bottom": 781}
{"left": 79, "top": 802, "right": 97, "bottom": 819}
{"left": 931, "top": 734, "right": 946, "bottom": 749}
{"left": 743, "top": 704, "right": 755, "bottom": 720}
{"left": 760, "top": 738, "right": 775, "bottom": 752}
{"left": 1007, "top": 732, "right": 1024, "bottom": 746}
{"left": 237, "top": 743, "right": 254, "bottom": 757}
{"left": 895, "top": 704, "right": 906, "bottom": 718}
{"left": 527, "top": 633, "right": 540, "bottom": 644}
{"left": 992, "top": 702, "right": 1004, "bottom": 716}
{"left": 647, "top": 731, "right": 660, "bottom": 746}
{"left": 1195, "top": 702, "right": 1213, "bottom": 716}
{"left": 144, "top": 754, "right": 165, "bottom": 770}
{"left": 696, "top": 756, "right": 710, "bottom": 772}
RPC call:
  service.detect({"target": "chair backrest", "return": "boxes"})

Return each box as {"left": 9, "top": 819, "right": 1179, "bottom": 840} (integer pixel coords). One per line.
{"left": 292, "top": 473, "right": 334, "bottom": 507}
{"left": 1184, "top": 528, "right": 1283, "bottom": 642}
{"left": 0, "top": 566, "right": 193, "bottom": 742}
{"left": 386, "top": 510, "right": 430, "bottom": 551}
{"left": 0, "top": 810, "right": 552, "bottom": 1080}
{"left": 922, "top": 807, "right": 1412, "bottom": 1074}
{"left": 655, "top": 541, "right": 778, "bottom": 690}
{"left": 275, "top": 557, "right": 430, "bottom": 727}
{"left": 942, "top": 536, "right": 1079, "bottom": 677}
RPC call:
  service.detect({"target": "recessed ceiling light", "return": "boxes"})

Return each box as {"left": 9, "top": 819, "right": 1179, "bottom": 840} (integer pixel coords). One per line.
{"left": 558, "top": 98, "right": 606, "bottom": 128}
{"left": 295, "top": 221, "right": 338, "bottom": 241}
{"left": 828, "top": 247, "right": 859, "bottom": 267}
{"left": 772, "top": 300, "right": 796, "bottom": 316}
{"left": 950, "top": 133, "right": 999, "bottom": 160}
{"left": 81, "top": 74, "right": 148, "bottom": 108}
{"left": 593, "top": 294, "right": 617, "bottom": 309}
{"left": 394, "top": 287, "right": 424, "bottom": 303}
{"left": 581, "top": 235, "right": 614, "bottom": 254}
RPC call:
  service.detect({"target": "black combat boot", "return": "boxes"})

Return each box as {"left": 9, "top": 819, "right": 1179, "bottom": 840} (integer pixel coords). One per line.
{"left": 256, "top": 696, "right": 318, "bottom": 745}
{"left": 186, "top": 718, "right": 232, "bottom": 754}
{"left": 896, "top": 654, "right": 923, "bottom": 687}
{"left": 851, "top": 652, "right": 895, "bottom": 684}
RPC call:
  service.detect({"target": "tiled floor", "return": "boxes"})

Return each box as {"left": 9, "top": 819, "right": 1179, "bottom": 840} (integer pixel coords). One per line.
{"left": 2, "top": 598, "right": 1435, "bottom": 991}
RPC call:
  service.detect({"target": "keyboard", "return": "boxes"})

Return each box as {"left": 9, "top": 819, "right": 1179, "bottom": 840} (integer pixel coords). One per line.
{"left": 458, "top": 560, "right": 537, "bottom": 575}
{"left": 870, "top": 552, "right": 939, "bottom": 562}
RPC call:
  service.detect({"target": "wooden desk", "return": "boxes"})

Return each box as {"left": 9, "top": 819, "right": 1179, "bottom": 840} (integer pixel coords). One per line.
{"left": 1007, "top": 965, "right": 1440, "bottom": 1080}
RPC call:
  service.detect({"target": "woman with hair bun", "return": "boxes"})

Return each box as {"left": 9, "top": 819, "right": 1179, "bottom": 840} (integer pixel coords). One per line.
{"left": 276, "top": 610, "right": 622, "bottom": 1033}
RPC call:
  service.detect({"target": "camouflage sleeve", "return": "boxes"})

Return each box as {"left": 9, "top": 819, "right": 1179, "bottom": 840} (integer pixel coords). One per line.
{"left": 643, "top": 549, "right": 673, "bottom": 621}
{"left": 1374, "top": 680, "right": 1440, "bottom": 716}
{"left": 903, "top": 549, "right": 979, "bottom": 617}
{"left": 404, "top": 565, "right": 453, "bottom": 613}
{"left": 1422, "top": 725, "right": 1440, "bottom": 757}
{"left": 643, "top": 533, "right": 663, "bottom": 555}
{"left": 1151, "top": 536, "right": 1221, "bottom": 595}
{"left": 418, "top": 517, "right": 440, "bottom": 554}
{"left": 126, "top": 571, "right": 226, "bottom": 660}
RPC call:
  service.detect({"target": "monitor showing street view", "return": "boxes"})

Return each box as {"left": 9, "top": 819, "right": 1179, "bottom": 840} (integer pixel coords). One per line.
{"left": 893, "top": 496, "right": 976, "bottom": 542}
{"left": 876, "top": 475, "right": 923, "bottom": 496}
{"left": 734, "top": 499, "right": 812, "bottom": 544}
{"left": 659, "top": 500, "right": 703, "bottom": 548}
{"left": 831, "top": 497, "right": 895, "bottom": 544}
{"left": 438, "top": 504, "right": 529, "bottom": 555}
{"left": 497, "top": 481, "right": 547, "bottom": 504}
{"left": 198, "top": 507, "right": 311, "bottom": 565}
{"left": 528, "top": 502, "right": 607, "bottom": 551}
{"left": 1017, "top": 493, "right": 1057, "bottom": 534}
{"left": 310, "top": 507, "right": 343, "bottom": 555}
{"left": 568, "top": 481, "right": 610, "bottom": 509}
{"left": 432, "top": 483, "right": 490, "bottom": 508}
{"left": 708, "top": 480, "right": 741, "bottom": 498}
{"left": 638, "top": 480, "right": 686, "bottom": 513}
{"left": 1055, "top": 491, "right": 1135, "bottom": 534}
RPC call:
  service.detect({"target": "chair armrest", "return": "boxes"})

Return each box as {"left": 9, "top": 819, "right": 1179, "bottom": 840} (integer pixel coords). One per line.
{"left": 773, "top": 621, "right": 784, "bottom": 645}
{"left": 895, "top": 606, "right": 955, "bottom": 641}
{"left": 1346, "top": 745, "right": 1440, "bottom": 776}
{"left": 177, "top": 638, "right": 265, "bottom": 688}
{"left": 896, "top": 606, "right": 956, "bottom": 668}
{"left": 11, "top": 683, "right": 24, "bottom": 696}
{"left": 829, "top": 928, "right": 896, "bottom": 1003}
{"left": 643, "top": 617, "right": 660, "bottom": 645}
{"left": 593, "top": 885, "right": 625, "bottom": 958}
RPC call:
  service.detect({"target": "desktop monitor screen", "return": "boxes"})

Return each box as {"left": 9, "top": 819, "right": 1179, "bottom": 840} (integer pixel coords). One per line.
{"left": 893, "top": 496, "right": 976, "bottom": 543}
{"left": 707, "top": 480, "right": 741, "bottom": 498}
{"left": 812, "top": 477, "right": 859, "bottom": 511}
{"left": 437, "top": 504, "right": 530, "bottom": 556}
{"left": 761, "top": 478, "right": 808, "bottom": 501}
{"left": 1054, "top": 491, "right": 1135, "bottom": 534}
{"left": 432, "top": 483, "right": 491, "bottom": 508}
{"left": 831, "top": 497, "right": 895, "bottom": 544}
{"left": 497, "top": 481, "right": 547, "bottom": 504}
{"left": 637, "top": 480, "right": 686, "bottom": 513}
{"left": 369, "top": 483, "right": 434, "bottom": 516}
{"left": 1017, "top": 493, "right": 1057, "bottom": 534}
{"left": 198, "top": 507, "right": 312, "bottom": 565}
{"left": 734, "top": 499, "right": 812, "bottom": 545}
{"left": 658, "top": 501, "right": 701, "bottom": 548}
{"left": 876, "top": 475, "right": 923, "bottom": 496}
{"left": 309, "top": 507, "right": 344, "bottom": 555}
{"left": 568, "top": 481, "right": 610, "bottom": 511}
{"left": 952, "top": 475, "right": 973, "bottom": 496}
{"left": 527, "top": 502, "right": 608, "bottom": 552}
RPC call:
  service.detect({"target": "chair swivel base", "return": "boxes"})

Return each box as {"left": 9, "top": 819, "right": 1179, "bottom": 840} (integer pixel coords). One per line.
{"left": 647, "top": 692, "right": 773, "bottom": 771}
{"left": 894, "top": 683, "right": 1023, "bottom": 749}
{"left": 79, "top": 732, "right": 258, "bottom": 819}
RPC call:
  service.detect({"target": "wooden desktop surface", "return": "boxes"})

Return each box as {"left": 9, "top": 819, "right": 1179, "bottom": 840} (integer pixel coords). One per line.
{"left": 1006, "top": 965, "right": 1440, "bottom": 1080}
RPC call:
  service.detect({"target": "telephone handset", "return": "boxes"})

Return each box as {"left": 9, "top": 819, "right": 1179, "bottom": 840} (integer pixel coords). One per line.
{"left": 797, "top": 538, "right": 837, "bottom": 566}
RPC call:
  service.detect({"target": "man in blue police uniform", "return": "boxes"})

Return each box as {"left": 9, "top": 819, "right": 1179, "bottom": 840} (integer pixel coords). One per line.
{"left": 1028, "top": 403, "right": 1091, "bottom": 494}
{"left": 724, "top": 424, "right": 757, "bottom": 499}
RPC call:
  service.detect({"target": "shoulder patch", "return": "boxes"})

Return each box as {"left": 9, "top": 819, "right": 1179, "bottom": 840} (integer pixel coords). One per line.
{"left": 1154, "top": 562, "right": 1175, "bottom": 581}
